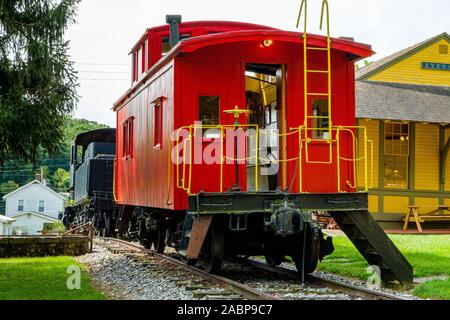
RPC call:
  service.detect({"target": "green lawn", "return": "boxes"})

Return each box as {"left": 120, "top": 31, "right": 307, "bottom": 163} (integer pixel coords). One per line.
{"left": 0, "top": 256, "right": 105, "bottom": 300}
{"left": 317, "top": 235, "right": 450, "bottom": 299}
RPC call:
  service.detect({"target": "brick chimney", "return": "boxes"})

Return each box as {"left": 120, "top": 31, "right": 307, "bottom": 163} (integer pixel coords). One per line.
{"left": 35, "top": 168, "right": 43, "bottom": 183}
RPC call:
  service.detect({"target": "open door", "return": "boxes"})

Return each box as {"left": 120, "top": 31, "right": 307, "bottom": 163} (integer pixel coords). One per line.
{"left": 245, "top": 63, "right": 286, "bottom": 191}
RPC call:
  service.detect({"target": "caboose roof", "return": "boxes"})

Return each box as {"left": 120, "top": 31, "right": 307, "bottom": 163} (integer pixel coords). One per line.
{"left": 130, "top": 20, "right": 277, "bottom": 53}
{"left": 115, "top": 30, "right": 373, "bottom": 110}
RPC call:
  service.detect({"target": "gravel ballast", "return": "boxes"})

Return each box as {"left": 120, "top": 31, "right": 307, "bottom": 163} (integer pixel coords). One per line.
{"left": 77, "top": 245, "right": 196, "bottom": 300}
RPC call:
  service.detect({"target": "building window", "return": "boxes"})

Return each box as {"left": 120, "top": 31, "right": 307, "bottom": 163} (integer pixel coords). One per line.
{"left": 39, "top": 201, "right": 45, "bottom": 213}
{"left": 199, "top": 96, "right": 220, "bottom": 138}
{"left": 122, "top": 117, "right": 134, "bottom": 159}
{"left": 153, "top": 98, "right": 164, "bottom": 149}
{"left": 311, "top": 99, "right": 330, "bottom": 140}
{"left": 384, "top": 122, "right": 410, "bottom": 188}
{"left": 439, "top": 44, "right": 448, "bottom": 54}
{"left": 18, "top": 200, "right": 24, "bottom": 212}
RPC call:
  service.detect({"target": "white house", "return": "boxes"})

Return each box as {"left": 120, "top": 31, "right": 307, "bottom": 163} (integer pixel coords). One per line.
{"left": 3, "top": 180, "right": 65, "bottom": 235}
{"left": 0, "top": 215, "right": 15, "bottom": 236}
{"left": 9, "top": 212, "right": 60, "bottom": 235}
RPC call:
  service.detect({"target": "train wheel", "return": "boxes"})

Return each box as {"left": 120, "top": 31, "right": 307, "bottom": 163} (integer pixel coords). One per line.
{"left": 292, "top": 226, "right": 320, "bottom": 275}
{"left": 138, "top": 222, "right": 152, "bottom": 249}
{"left": 153, "top": 229, "right": 166, "bottom": 254}
{"left": 186, "top": 258, "right": 198, "bottom": 266}
{"left": 103, "top": 212, "right": 111, "bottom": 238}
{"left": 201, "top": 223, "right": 223, "bottom": 274}
{"left": 265, "top": 255, "right": 283, "bottom": 267}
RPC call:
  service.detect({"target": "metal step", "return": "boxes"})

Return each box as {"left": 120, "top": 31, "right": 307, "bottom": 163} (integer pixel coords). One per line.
{"left": 330, "top": 210, "right": 413, "bottom": 284}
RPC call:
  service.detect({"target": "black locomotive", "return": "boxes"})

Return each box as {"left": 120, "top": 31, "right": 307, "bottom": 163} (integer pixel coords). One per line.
{"left": 63, "top": 129, "right": 117, "bottom": 236}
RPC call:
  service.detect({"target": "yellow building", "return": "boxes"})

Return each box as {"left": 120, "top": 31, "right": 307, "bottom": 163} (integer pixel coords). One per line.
{"left": 356, "top": 32, "right": 450, "bottom": 229}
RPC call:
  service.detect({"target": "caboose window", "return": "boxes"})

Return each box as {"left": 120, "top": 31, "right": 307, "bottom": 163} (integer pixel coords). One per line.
{"left": 311, "top": 99, "right": 329, "bottom": 139}
{"left": 384, "top": 122, "right": 410, "bottom": 189}
{"left": 199, "top": 96, "right": 220, "bottom": 138}
{"left": 144, "top": 40, "right": 149, "bottom": 70}
{"left": 154, "top": 99, "right": 163, "bottom": 149}
{"left": 137, "top": 47, "right": 143, "bottom": 80}
{"left": 122, "top": 117, "right": 134, "bottom": 159}
{"left": 161, "top": 34, "right": 190, "bottom": 56}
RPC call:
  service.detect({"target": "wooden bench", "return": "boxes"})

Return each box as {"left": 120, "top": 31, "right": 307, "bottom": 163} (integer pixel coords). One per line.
{"left": 403, "top": 205, "right": 450, "bottom": 232}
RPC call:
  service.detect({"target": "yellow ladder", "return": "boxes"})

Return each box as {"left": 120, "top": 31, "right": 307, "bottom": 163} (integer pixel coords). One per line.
{"left": 297, "top": 0, "right": 333, "bottom": 164}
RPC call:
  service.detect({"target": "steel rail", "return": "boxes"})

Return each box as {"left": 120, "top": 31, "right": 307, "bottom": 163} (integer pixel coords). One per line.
{"left": 98, "top": 238, "right": 406, "bottom": 301}
{"left": 98, "top": 238, "right": 278, "bottom": 301}
{"left": 242, "top": 259, "right": 408, "bottom": 301}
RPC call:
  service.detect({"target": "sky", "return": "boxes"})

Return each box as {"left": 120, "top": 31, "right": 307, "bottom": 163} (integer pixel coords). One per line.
{"left": 66, "top": 0, "right": 450, "bottom": 127}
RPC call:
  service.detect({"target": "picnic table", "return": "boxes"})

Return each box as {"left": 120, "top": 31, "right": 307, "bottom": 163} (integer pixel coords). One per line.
{"left": 403, "top": 205, "right": 450, "bottom": 232}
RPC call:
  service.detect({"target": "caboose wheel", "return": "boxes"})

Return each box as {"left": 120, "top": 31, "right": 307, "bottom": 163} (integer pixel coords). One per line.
{"left": 153, "top": 229, "right": 166, "bottom": 254}
{"left": 137, "top": 213, "right": 152, "bottom": 249}
{"left": 186, "top": 258, "right": 198, "bottom": 266}
{"left": 103, "top": 212, "right": 111, "bottom": 238}
{"left": 292, "top": 226, "right": 320, "bottom": 275}
{"left": 265, "top": 255, "right": 283, "bottom": 267}
{"left": 201, "top": 223, "right": 223, "bottom": 274}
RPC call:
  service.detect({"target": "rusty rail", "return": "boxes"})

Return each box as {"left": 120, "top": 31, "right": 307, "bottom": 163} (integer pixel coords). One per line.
{"left": 242, "top": 259, "right": 408, "bottom": 301}
{"left": 99, "top": 238, "right": 278, "bottom": 300}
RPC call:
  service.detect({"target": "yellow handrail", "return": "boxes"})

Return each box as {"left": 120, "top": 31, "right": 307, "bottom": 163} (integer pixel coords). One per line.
{"left": 296, "top": 0, "right": 307, "bottom": 30}
{"left": 320, "top": 0, "right": 330, "bottom": 36}
{"left": 335, "top": 126, "right": 373, "bottom": 192}
{"left": 175, "top": 124, "right": 260, "bottom": 195}
{"left": 113, "top": 159, "right": 118, "bottom": 202}
{"left": 297, "top": 0, "right": 334, "bottom": 165}
{"left": 172, "top": 123, "right": 372, "bottom": 195}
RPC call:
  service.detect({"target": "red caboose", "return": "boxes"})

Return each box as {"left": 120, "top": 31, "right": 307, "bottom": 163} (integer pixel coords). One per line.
{"left": 112, "top": 7, "right": 413, "bottom": 284}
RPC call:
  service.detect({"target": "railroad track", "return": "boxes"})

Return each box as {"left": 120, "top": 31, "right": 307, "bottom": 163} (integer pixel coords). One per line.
{"left": 96, "top": 237, "right": 276, "bottom": 300}
{"left": 94, "top": 237, "right": 407, "bottom": 301}
{"left": 239, "top": 259, "right": 407, "bottom": 300}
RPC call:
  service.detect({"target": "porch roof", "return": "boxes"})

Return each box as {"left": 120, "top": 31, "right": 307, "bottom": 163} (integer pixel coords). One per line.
{"left": 356, "top": 81, "right": 450, "bottom": 124}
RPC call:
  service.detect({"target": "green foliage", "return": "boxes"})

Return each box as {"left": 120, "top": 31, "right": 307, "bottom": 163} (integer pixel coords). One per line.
{"left": 0, "top": 180, "right": 19, "bottom": 194}
{"left": 0, "top": 117, "right": 109, "bottom": 211}
{"left": 317, "top": 235, "right": 450, "bottom": 299}
{"left": 0, "top": 117, "right": 109, "bottom": 186}
{"left": 356, "top": 59, "right": 373, "bottom": 71}
{"left": 318, "top": 235, "right": 450, "bottom": 278}
{"left": 0, "top": 0, "right": 81, "bottom": 165}
{"left": 414, "top": 279, "right": 450, "bottom": 300}
{"left": 0, "top": 256, "right": 105, "bottom": 300}
{"left": 52, "top": 168, "right": 70, "bottom": 190}
{"left": 61, "top": 116, "right": 109, "bottom": 154}
{"left": 52, "top": 220, "right": 66, "bottom": 232}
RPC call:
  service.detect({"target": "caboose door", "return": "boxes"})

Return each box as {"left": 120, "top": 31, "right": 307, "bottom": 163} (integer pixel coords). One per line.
{"left": 245, "top": 63, "right": 286, "bottom": 192}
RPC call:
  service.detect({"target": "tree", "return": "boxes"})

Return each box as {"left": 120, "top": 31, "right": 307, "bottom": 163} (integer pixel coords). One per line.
{"left": 0, "top": 117, "right": 110, "bottom": 188}
{"left": 0, "top": 0, "right": 80, "bottom": 166}
{"left": 0, "top": 180, "right": 19, "bottom": 194}
{"left": 52, "top": 167, "right": 69, "bottom": 190}
{"left": 356, "top": 59, "right": 373, "bottom": 71}
{"left": 61, "top": 117, "right": 109, "bottom": 154}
